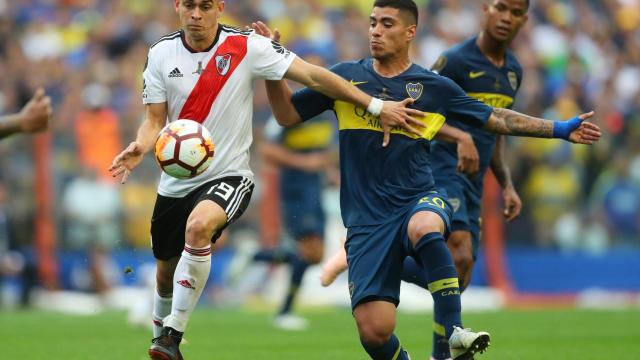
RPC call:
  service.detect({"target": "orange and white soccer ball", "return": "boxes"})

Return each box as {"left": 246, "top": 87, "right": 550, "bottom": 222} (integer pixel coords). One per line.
{"left": 154, "top": 119, "right": 214, "bottom": 179}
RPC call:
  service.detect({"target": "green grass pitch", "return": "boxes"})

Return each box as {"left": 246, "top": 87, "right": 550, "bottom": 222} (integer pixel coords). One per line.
{"left": 1, "top": 308, "right": 638, "bottom": 359}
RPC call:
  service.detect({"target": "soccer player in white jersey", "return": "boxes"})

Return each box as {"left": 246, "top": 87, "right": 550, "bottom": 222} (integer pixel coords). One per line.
{"left": 108, "top": 1, "right": 425, "bottom": 359}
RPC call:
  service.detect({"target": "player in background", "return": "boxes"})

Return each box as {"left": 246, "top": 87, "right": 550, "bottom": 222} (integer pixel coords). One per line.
{"left": 424, "top": 1, "right": 528, "bottom": 358}
{"left": 0, "top": 88, "right": 52, "bottom": 139}
{"left": 254, "top": 109, "right": 336, "bottom": 330}
{"left": 253, "top": 42, "right": 337, "bottom": 331}
{"left": 108, "top": 1, "right": 425, "bottom": 359}
{"left": 320, "top": 1, "right": 530, "bottom": 359}
{"left": 257, "top": 0, "right": 600, "bottom": 358}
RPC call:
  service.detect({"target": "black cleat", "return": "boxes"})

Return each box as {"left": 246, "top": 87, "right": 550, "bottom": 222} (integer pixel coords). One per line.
{"left": 149, "top": 328, "right": 184, "bottom": 360}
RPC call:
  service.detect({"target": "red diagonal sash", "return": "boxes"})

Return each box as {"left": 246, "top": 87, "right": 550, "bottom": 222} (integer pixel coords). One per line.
{"left": 179, "top": 35, "right": 249, "bottom": 123}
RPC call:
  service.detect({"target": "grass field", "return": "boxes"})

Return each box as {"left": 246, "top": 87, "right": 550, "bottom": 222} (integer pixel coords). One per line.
{"left": 1, "top": 307, "right": 638, "bottom": 359}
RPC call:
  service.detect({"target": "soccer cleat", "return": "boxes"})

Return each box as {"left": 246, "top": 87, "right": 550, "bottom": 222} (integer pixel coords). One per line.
{"left": 149, "top": 329, "right": 184, "bottom": 360}
{"left": 448, "top": 326, "right": 490, "bottom": 360}
{"left": 430, "top": 357, "right": 452, "bottom": 360}
{"left": 273, "top": 313, "right": 309, "bottom": 331}
{"left": 319, "top": 240, "right": 348, "bottom": 287}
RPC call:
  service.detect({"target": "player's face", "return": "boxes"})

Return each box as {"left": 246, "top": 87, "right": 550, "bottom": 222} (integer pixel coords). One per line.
{"left": 369, "top": 7, "right": 416, "bottom": 60}
{"left": 484, "top": 0, "right": 528, "bottom": 43}
{"left": 175, "top": 0, "right": 224, "bottom": 40}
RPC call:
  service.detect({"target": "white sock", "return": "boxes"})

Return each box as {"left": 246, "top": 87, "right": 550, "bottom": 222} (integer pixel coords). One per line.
{"left": 164, "top": 245, "right": 212, "bottom": 333}
{"left": 152, "top": 289, "right": 173, "bottom": 337}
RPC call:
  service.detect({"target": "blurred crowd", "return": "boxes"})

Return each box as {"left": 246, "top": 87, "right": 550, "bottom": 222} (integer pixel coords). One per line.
{"left": 0, "top": 0, "right": 638, "bottom": 279}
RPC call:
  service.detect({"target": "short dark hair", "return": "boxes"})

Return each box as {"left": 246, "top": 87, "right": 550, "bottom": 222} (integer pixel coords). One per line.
{"left": 491, "top": 0, "right": 531, "bottom": 11}
{"left": 373, "top": 0, "right": 419, "bottom": 25}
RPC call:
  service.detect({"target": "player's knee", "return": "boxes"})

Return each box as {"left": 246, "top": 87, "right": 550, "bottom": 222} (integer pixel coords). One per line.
{"left": 407, "top": 213, "right": 445, "bottom": 245}
{"left": 355, "top": 315, "right": 395, "bottom": 346}
{"left": 185, "top": 217, "right": 215, "bottom": 247}
{"left": 298, "top": 237, "right": 324, "bottom": 264}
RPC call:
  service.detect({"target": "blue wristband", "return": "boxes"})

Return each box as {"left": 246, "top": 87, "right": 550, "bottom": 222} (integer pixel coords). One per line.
{"left": 552, "top": 116, "right": 582, "bottom": 140}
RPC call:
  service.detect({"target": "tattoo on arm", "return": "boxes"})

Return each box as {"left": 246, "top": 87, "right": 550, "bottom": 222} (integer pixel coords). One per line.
{"left": 490, "top": 135, "right": 513, "bottom": 189}
{"left": 486, "top": 108, "right": 554, "bottom": 138}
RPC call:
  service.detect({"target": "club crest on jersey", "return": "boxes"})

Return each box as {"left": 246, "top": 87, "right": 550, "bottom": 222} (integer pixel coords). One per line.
{"left": 215, "top": 54, "right": 232, "bottom": 76}
{"left": 406, "top": 83, "right": 423, "bottom": 100}
{"left": 508, "top": 71, "right": 518, "bottom": 90}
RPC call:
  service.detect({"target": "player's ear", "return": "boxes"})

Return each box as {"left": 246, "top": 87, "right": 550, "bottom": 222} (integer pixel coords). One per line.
{"left": 406, "top": 24, "right": 417, "bottom": 42}
{"left": 217, "top": 0, "right": 225, "bottom": 16}
{"left": 482, "top": 1, "right": 490, "bottom": 14}
{"left": 174, "top": 0, "right": 180, "bottom": 12}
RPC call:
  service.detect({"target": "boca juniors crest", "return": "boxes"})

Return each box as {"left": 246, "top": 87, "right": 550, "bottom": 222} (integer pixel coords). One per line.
{"left": 406, "top": 82, "right": 424, "bottom": 100}
{"left": 215, "top": 54, "right": 232, "bottom": 76}
{"left": 508, "top": 71, "right": 518, "bottom": 90}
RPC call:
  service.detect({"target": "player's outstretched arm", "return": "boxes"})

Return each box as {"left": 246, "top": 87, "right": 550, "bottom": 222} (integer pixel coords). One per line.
{"left": 284, "top": 57, "right": 425, "bottom": 147}
{"left": 109, "top": 102, "right": 167, "bottom": 183}
{"left": 435, "top": 124, "right": 479, "bottom": 175}
{"left": 251, "top": 21, "right": 302, "bottom": 126}
{"left": 0, "top": 88, "right": 52, "bottom": 139}
{"left": 490, "top": 135, "right": 521, "bottom": 221}
{"left": 485, "top": 109, "right": 601, "bottom": 144}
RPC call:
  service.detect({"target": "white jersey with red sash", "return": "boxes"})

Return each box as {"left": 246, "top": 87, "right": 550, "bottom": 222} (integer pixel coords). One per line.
{"left": 143, "top": 25, "right": 296, "bottom": 197}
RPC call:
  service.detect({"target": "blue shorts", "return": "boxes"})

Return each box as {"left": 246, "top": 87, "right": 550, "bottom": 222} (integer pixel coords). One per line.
{"left": 345, "top": 192, "right": 452, "bottom": 309}
{"left": 280, "top": 182, "right": 325, "bottom": 240}
{"left": 437, "top": 181, "right": 481, "bottom": 260}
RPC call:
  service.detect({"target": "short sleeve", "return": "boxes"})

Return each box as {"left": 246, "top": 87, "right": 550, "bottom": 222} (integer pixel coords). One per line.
{"left": 142, "top": 48, "right": 166, "bottom": 104}
{"left": 247, "top": 33, "right": 297, "bottom": 80}
{"left": 443, "top": 77, "right": 493, "bottom": 127}
{"left": 431, "top": 50, "right": 463, "bottom": 84}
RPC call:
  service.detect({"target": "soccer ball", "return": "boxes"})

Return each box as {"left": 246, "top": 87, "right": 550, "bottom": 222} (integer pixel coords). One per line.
{"left": 154, "top": 119, "right": 214, "bottom": 179}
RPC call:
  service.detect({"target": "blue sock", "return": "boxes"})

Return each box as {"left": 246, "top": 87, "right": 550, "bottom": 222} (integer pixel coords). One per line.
{"left": 253, "top": 248, "right": 296, "bottom": 264}
{"left": 401, "top": 256, "right": 429, "bottom": 288}
{"left": 402, "top": 255, "right": 450, "bottom": 358}
{"left": 432, "top": 320, "right": 451, "bottom": 359}
{"left": 279, "top": 255, "right": 308, "bottom": 315}
{"left": 360, "top": 333, "right": 410, "bottom": 360}
{"left": 414, "top": 232, "right": 462, "bottom": 340}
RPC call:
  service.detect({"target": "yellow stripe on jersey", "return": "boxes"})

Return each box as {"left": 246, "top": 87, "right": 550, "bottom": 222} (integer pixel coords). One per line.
{"left": 334, "top": 101, "right": 445, "bottom": 140}
{"left": 391, "top": 342, "right": 402, "bottom": 360}
{"left": 466, "top": 92, "right": 514, "bottom": 108}
{"left": 283, "top": 121, "right": 334, "bottom": 150}
{"left": 428, "top": 277, "right": 459, "bottom": 293}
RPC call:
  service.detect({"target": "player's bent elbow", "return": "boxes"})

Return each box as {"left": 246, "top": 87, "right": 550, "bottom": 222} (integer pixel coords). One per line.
{"left": 273, "top": 113, "right": 302, "bottom": 127}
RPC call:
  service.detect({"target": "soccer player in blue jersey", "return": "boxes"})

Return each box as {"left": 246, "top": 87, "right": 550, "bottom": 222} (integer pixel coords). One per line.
{"left": 256, "top": 0, "right": 600, "bottom": 358}
{"left": 423, "top": 1, "right": 530, "bottom": 358}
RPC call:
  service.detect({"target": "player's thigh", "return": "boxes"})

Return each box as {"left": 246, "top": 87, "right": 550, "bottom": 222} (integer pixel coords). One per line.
{"left": 191, "top": 176, "right": 255, "bottom": 244}
{"left": 405, "top": 192, "right": 453, "bottom": 246}
{"left": 185, "top": 200, "right": 228, "bottom": 247}
{"left": 346, "top": 223, "right": 405, "bottom": 311}
{"left": 440, "top": 183, "right": 471, "bottom": 235}
{"left": 353, "top": 300, "right": 397, "bottom": 343}
{"left": 150, "top": 194, "right": 194, "bottom": 260}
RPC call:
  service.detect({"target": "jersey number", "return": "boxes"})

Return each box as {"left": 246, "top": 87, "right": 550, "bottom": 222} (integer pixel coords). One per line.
{"left": 419, "top": 196, "right": 446, "bottom": 209}
{"left": 207, "top": 182, "right": 235, "bottom": 201}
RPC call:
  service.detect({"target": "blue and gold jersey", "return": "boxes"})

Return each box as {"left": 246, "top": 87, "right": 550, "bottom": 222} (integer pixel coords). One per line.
{"left": 264, "top": 112, "right": 335, "bottom": 188}
{"left": 430, "top": 36, "right": 522, "bottom": 195}
{"left": 291, "top": 58, "right": 492, "bottom": 227}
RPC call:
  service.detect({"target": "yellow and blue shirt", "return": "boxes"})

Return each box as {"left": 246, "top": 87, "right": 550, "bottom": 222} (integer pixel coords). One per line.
{"left": 430, "top": 36, "right": 523, "bottom": 196}
{"left": 291, "top": 58, "right": 493, "bottom": 227}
